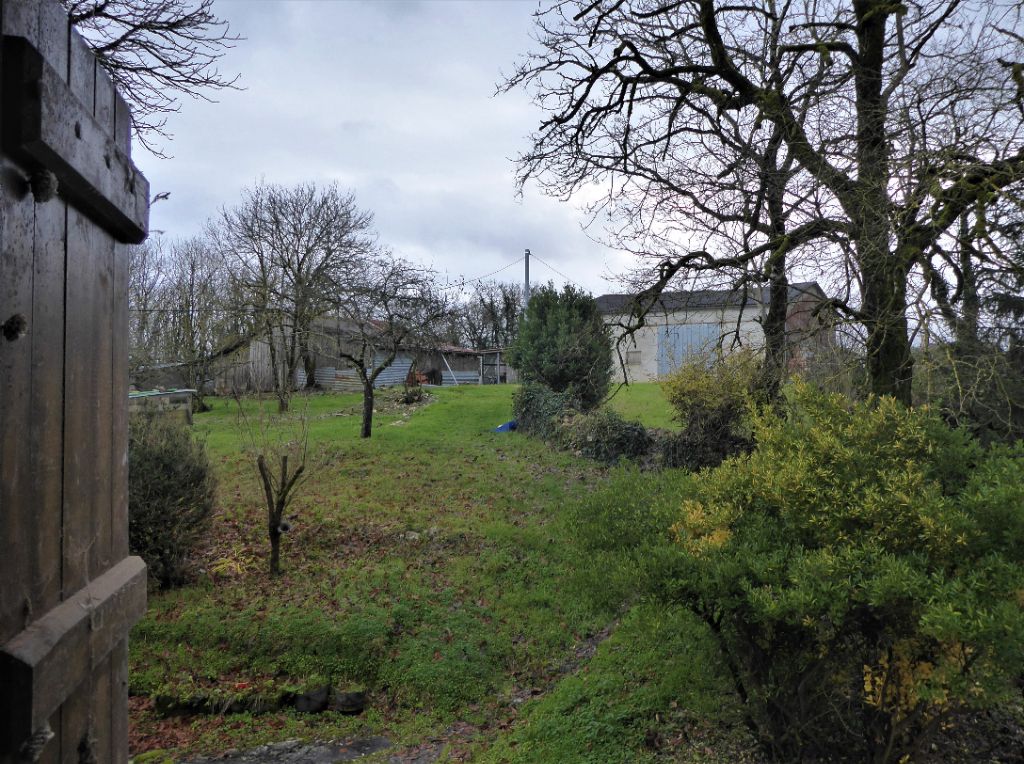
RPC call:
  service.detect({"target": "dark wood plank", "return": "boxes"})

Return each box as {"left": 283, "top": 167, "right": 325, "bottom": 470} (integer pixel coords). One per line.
{"left": 0, "top": 0, "right": 39, "bottom": 46}
{"left": 34, "top": 0, "right": 68, "bottom": 83}
{"left": 94, "top": 64, "right": 115, "bottom": 131}
{"left": 112, "top": 242, "right": 129, "bottom": 560}
{"left": 62, "top": 207, "right": 112, "bottom": 594}
{"left": 0, "top": 557, "right": 147, "bottom": 750}
{"left": 0, "top": 157, "right": 36, "bottom": 647}
{"left": 88, "top": 654, "right": 112, "bottom": 764}
{"left": 67, "top": 29, "right": 94, "bottom": 116}
{"left": 113, "top": 94, "right": 131, "bottom": 155}
{"left": 39, "top": 708, "right": 61, "bottom": 764}
{"left": 91, "top": 227, "right": 116, "bottom": 577}
{"left": 28, "top": 182, "right": 66, "bottom": 635}
{"left": 1, "top": 38, "right": 149, "bottom": 243}
{"left": 2, "top": 5, "right": 148, "bottom": 762}
{"left": 58, "top": 672, "right": 88, "bottom": 764}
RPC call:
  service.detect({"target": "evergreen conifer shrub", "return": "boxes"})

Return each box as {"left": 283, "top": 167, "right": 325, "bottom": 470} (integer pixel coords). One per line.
{"left": 506, "top": 283, "right": 612, "bottom": 412}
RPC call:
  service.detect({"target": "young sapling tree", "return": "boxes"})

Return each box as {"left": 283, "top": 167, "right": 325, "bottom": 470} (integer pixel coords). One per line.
{"left": 236, "top": 394, "right": 311, "bottom": 575}
{"left": 256, "top": 451, "right": 304, "bottom": 576}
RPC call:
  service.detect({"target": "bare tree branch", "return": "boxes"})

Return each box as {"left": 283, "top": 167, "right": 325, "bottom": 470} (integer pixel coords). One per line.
{"left": 63, "top": 0, "right": 241, "bottom": 154}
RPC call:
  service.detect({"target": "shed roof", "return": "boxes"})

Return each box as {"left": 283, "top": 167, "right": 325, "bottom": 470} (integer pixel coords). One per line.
{"left": 595, "top": 281, "right": 826, "bottom": 314}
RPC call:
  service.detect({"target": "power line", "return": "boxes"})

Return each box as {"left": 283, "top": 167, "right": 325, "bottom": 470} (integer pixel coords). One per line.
{"left": 460, "top": 256, "right": 526, "bottom": 286}
{"left": 132, "top": 256, "right": 531, "bottom": 307}
{"left": 530, "top": 253, "right": 579, "bottom": 288}
{"left": 437, "top": 256, "right": 527, "bottom": 292}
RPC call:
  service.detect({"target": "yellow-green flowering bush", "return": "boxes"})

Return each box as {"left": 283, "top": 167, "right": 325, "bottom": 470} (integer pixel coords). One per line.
{"left": 668, "top": 383, "right": 1024, "bottom": 761}
{"left": 657, "top": 347, "right": 760, "bottom": 468}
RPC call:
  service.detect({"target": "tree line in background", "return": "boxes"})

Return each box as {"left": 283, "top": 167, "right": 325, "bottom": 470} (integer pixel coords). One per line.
{"left": 128, "top": 181, "right": 525, "bottom": 424}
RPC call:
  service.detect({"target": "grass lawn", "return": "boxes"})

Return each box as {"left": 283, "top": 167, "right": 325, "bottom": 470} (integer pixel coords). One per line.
{"left": 605, "top": 382, "right": 677, "bottom": 430}
{"left": 128, "top": 385, "right": 735, "bottom": 761}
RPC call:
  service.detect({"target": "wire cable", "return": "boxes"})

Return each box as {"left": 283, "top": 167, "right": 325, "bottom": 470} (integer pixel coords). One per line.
{"left": 459, "top": 256, "right": 526, "bottom": 286}
{"left": 530, "top": 253, "right": 579, "bottom": 288}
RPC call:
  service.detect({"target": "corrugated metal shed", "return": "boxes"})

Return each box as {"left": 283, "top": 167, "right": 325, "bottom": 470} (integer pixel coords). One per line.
{"left": 295, "top": 367, "right": 359, "bottom": 392}
{"left": 369, "top": 355, "right": 414, "bottom": 387}
{"left": 296, "top": 354, "right": 415, "bottom": 391}
{"left": 441, "top": 370, "right": 480, "bottom": 385}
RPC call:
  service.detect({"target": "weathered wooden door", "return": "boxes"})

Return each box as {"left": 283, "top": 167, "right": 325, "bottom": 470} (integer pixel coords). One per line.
{"left": 0, "top": 0, "right": 149, "bottom": 761}
{"left": 656, "top": 323, "right": 720, "bottom": 374}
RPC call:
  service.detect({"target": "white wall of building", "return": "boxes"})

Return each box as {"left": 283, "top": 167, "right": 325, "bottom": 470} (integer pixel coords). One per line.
{"left": 608, "top": 305, "right": 766, "bottom": 383}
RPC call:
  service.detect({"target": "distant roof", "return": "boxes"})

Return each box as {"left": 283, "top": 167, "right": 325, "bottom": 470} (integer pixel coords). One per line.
{"left": 595, "top": 281, "right": 826, "bottom": 314}
{"left": 436, "top": 344, "right": 507, "bottom": 356}
{"left": 128, "top": 389, "right": 197, "bottom": 399}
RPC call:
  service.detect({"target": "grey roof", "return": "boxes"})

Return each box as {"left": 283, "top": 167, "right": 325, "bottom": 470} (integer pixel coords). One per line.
{"left": 595, "top": 281, "right": 825, "bottom": 314}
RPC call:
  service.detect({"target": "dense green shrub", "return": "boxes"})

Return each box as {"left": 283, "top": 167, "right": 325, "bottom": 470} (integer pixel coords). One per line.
{"left": 667, "top": 384, "right": 1024, "bottom": 762}
{"left": 129, "top": 414, "right": 217, "bottom": 588}
{"left": 506, "top": 283, "right": 612, "bottom": 411}
{"left": 914, "top": 341, "right": 1024, "bottom": 445}
{"left": 559, "top": 408, "right": 652, "bottom": 464}
{"left": 514, "top": 385, "right": 652, "bottom": 464}
{"left": 657, "top": 348, "right": 759, "bottom": 468}
{"left": 645, "top": 428, "right": 715, "bottom": 470}
{"left": 660, "top": 345, "right": 760, "bottom": 422}
{"left": 512, "top": 382, "right": 575, "bottom": 439}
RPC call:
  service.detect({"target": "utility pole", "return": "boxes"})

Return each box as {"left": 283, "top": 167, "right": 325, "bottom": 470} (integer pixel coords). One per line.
{"left": 524, "top": 248, "right": 531, "bottom": 308}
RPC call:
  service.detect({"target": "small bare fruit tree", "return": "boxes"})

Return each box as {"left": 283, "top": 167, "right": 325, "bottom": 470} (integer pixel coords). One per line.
{"left": 256, "top": 451, "right": 304, "bottom": 577}
{"left": 236, "top": 396, "right": 311, "bottom": 575}
{"left": 332, "top": 251, "right": 453, "bottom": 438}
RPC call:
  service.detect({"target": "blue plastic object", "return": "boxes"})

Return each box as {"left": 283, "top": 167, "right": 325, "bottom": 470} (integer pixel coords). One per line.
{"left": 493, "top": 420, "right": 518, "bottom": 432}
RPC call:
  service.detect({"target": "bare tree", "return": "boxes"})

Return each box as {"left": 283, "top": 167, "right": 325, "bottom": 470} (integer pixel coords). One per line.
{"left": 331, "top": 252, "right": 453, "bottom": 438}
{"left": 235, "top": 395, "right": 309, "bottom": 576}
{"left": 506, "top": 0, "right": 1024, "bottom": 404}
{"left": 161, "top": 236, "right": 230, "bottom": 410}
{"left": 914, "top": 196, "right": 1024, "bottom": 440}
{"left": 455, "top": 281, "right": 524, "bottom": 350}
{"left": 63, "top": 0, "right": 240, "bottom": 152}
{"left": 129, "top": 234, "right": 239, "bottom": 406}
{"left": 214, "top": 182, "right": 376, "bottom": 413}
{"left": 128, "top": 235, "right": 169, "bottom": 377}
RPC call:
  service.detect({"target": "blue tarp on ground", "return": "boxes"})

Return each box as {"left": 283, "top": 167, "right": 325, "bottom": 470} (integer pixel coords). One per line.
{"left": 493, "top": 420, "right": 517, "bottom": 432}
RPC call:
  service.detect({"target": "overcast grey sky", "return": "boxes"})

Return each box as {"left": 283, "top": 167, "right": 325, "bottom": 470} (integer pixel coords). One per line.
{"left": 133, "top": 0, "right": 634, "bottom": 295}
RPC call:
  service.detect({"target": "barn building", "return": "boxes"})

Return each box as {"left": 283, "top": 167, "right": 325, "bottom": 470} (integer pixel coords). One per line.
{"left": 597, "top": 282, "right": 835, "bottom": 382}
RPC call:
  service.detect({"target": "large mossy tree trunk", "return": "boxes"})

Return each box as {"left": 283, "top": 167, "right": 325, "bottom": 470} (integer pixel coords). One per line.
{"left": 853, "top": 2, "right": 913, "bottom": 406}
{"left": 759, "top": 129, "right": 790, "bottom": 403}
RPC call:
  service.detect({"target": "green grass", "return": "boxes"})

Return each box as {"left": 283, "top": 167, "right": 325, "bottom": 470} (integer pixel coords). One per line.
{"left": 129, "top": 385, "right": 740, "bottom": 760}
{"left": 605, "top": 382, "right": 677, "bottom": 430}
{"left": 474, "top": 605, "right": 737, "bottom": 764}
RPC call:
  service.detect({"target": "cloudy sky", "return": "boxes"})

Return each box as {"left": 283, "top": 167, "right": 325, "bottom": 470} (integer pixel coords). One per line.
{"left": 133, "top": 0, "right": 634, "bottom": 296}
